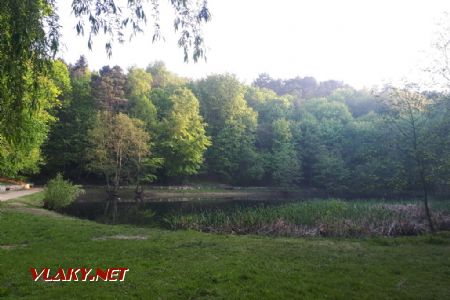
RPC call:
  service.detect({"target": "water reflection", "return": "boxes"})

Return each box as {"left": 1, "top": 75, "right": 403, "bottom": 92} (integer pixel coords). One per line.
{"left": 62, "top": 189, "right": 294, "bottom": 226}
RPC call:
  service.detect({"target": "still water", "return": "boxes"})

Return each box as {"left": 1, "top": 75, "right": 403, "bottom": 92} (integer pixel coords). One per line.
{"left": 62, "top": 188, "right": 295, "bottom": 226}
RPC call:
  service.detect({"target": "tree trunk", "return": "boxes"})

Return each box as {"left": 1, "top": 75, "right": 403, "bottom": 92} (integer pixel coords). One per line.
{"left": 409, "top": 108, "right": 435, "bottom": 233}
{"left": 112, "top": 197, "right": 118, "bottom": 223}
{"left": 135, "top": 183, "right": 144, "bottom": 204}
{"left": 104, "top": 200, "right": 110, "bottom": 215}
{"left": 104, "top": 175, "right": 112, "bottom": 216}
{"left": 421, "top": 177, "right": 435, "bottom": 232}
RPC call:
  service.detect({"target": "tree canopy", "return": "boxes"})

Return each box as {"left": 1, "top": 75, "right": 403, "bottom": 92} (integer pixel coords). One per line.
{"left": 0, "top": 0, "right": 210, "bottom": 146}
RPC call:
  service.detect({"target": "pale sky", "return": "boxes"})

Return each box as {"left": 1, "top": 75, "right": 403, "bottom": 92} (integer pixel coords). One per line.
{"left": 57, "top": 0, "right": 450, "bottom": 89}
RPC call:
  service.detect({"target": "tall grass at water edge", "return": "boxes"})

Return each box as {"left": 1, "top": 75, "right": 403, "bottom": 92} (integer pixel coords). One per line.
{"left": 164, "top": 199, "right": 450, "bottom": 237}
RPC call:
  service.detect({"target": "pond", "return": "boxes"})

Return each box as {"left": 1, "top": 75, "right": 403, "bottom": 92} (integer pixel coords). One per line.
{"left": 62, "top": 188, "right": 296, "bottom": 227}
{"left": 61, "top": 188, "right": 450, "bottom": 236}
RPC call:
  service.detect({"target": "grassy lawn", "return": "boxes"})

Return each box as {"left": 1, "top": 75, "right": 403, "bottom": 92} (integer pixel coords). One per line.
{"left": 0, "top": 194, "right": 449, "bottom": 299}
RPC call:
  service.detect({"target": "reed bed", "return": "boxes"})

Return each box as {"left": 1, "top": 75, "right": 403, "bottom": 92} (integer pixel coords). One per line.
{"left": 164, "top": 199, "right": 450, "bottom": 237}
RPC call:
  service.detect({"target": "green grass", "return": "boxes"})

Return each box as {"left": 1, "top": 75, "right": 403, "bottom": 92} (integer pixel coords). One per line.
{"left": 7, "top": 192, "right": 45, "bottom": 206}
{"left": 0, "top": 195, "right": 449, "bottom": 299}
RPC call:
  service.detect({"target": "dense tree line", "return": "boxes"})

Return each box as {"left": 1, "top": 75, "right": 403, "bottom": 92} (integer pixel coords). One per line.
{"left": 1, "top": 57, "right": 449, "bottom": 199}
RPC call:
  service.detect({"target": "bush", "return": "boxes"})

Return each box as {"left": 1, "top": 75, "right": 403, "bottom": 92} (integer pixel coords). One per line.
{"left": 44, "top": 174, "right": 84, "bottom": 210}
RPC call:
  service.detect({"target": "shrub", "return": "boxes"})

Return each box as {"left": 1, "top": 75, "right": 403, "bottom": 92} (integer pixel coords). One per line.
{"left": 44, "top": 174, "right": 84, "bottom": 210}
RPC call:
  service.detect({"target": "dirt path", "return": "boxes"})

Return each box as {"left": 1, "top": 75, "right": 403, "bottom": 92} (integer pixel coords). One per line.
{"left": 0, "top": 188, "right": 43, "bottom": 201}
{"left": 0, "top": 188, "right": 68, "bottom": 218}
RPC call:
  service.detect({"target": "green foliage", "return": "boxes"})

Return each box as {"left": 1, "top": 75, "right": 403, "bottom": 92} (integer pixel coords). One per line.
{"left": 0, "top": 0, "right": 59, "bottom": 142}
{"left": 0, "top": 60, "right": 67, "bottom": 178}
{"left": 245, "top": 87, "right": 293, "bottom": 122}
{"left": 72, "top": 1, "right": 210, "bottom": 61}
{"left": 329, "top": 88, "right": 385, "bottom": 117}
{"left": 381, "top": 88, "right": 447, "bottom": 193}
{"left": 313, "top": 148, "right": 349, "bottom": 192}
{"left": 43, "top": 57, "right": 95, "bottom": 177}
{"left": 126, "top": 67, "right": 157, "bottom": 130}
{"left": 270, "top": 119, "right": 301, "bottom": 186}
{"left": 87, "top": 112, "right": 154, "bottom": 189}
{"left": 303, "top": 98, "right": 352, "bottom": 123}
{"left": 91, "top": 65, "right": 128, "bottom": 113}
{"left": 154, "top": 87, "right": 211, "bottom": 177}
{"left": 253, "top": 74, "right": 344, "bottom": 99}
{"left": 44, "top": 174, "right": 84, "bottom": 210}
{"left": 0, "top": 2, "right": 210, "bottom": 177}
{"left": 126, "top": 67, "right": 152, "bottom": 97}
{"left": 194, "top": 74, "right": 251, "bottom": 134}
{"left": 193, "top": 75, "right": 262, "bottom": 183}
{"left": 146, "top": 61, "right": 186, "bottom": 88}
{"left": 427, "top": 96, "right": 450, "bottom": 191}
{"left": 208, "top": 112, "right": 263, "bottom": 183}
{"left": 342, "top": 114, "right": 407, "bottom": 193}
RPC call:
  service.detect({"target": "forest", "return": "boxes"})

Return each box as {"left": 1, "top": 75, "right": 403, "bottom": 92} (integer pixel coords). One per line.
{"left": 1, "top": 56, "right": 449, "bottom": 199}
